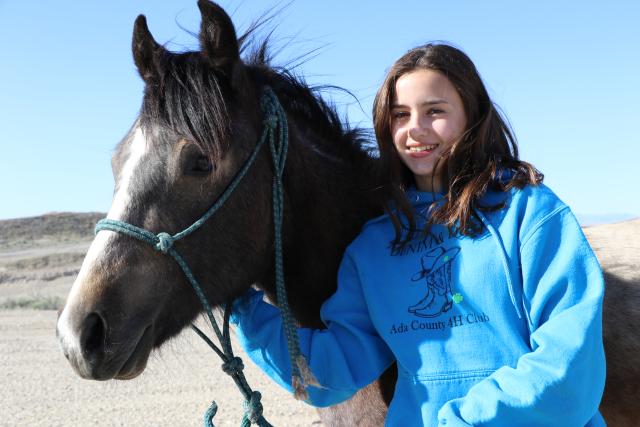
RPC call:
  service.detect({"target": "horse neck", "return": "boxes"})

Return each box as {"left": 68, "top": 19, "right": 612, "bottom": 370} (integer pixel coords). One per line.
{"left": 261, "top": 115, "right": 380, "bottom": 328}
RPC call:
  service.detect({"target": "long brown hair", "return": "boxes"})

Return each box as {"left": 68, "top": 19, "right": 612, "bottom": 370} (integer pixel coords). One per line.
{"left": 373, "top": 43, "right": 542, "bottom": 246}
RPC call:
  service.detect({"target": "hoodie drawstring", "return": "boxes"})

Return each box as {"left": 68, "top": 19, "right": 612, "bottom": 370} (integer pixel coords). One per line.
{"left": 474, "top": 209, "right": 523, "bottom": 320}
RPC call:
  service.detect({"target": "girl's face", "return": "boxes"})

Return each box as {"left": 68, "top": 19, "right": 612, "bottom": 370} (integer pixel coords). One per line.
{"left": 390, "top": 69, "right": 467, "bottom": 192}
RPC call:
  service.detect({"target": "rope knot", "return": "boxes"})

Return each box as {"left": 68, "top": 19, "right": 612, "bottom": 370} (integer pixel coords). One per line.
{"left": 221, "top": 356, "right": 244, "bottom": 375}
{"left": 244, "top": 391, "right": 264, "bottom": 423}
{"left": 155, "top": 232, "right": 174, "bottom": 253}
{"left": 262, "top": 114, "right": 278, "bottom": 130}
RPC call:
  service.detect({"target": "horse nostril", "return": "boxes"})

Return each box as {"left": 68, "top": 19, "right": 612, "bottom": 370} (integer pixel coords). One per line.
{"left": 80, "top": 312, "right": 107, "bottom": 358}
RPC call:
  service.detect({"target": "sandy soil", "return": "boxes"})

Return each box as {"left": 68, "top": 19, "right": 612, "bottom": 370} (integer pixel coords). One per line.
{"left": 0, "top": 309, "right": 321, "bottom": 426}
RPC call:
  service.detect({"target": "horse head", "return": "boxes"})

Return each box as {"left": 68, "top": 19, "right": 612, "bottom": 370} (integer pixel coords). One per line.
{"left": 57, "top": 0, "right": 275, "bottom": 381}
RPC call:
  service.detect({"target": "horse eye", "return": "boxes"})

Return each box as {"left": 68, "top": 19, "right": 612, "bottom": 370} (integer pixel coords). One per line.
{"left": 186, "top": 154, "right": 214, "bottom": 176}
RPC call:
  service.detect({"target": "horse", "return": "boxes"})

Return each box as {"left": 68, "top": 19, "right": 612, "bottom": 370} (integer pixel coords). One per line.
{"left": 56, "top": 1, "right": 638, "bottom": 425}
{"left": 584, "top": 221, "right": 640, "bottom": 426}
{"left": 56, "top": 1, "right": 389, "bottom": 424}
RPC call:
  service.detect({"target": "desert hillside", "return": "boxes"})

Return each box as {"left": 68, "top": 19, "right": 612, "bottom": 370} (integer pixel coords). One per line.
{"left": 0, "top": 212, "right": 104, "bottom": 249}
{"left": 0, "top": 212, "right": 103, "bottom": 310}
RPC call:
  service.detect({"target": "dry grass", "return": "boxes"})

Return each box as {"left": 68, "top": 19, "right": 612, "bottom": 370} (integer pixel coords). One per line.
{"left": 0, "top": 295, "right": 64, "bottom": 310}
{"left": 0, "top": 253, "right": 86, "bottom": 284}
{"left": 3, "top": 252, "right": 87, "bottom": 270}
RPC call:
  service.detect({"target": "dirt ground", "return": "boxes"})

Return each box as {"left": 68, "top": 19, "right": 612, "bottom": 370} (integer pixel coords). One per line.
{"left": 0, "top": 309, "right": 320, "bottom": 426}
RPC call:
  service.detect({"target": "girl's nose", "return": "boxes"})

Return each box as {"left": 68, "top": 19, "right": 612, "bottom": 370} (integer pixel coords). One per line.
{"left": 407, "top": 112, "right": 429, "bottom": 138}
{"left": 408, "top": 126, "right": 428, "bottom": 141}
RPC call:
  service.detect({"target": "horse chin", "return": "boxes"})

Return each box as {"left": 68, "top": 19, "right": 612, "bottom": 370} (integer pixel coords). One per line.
{"left": 113, "top": 325, "right": 154, "bottom": 380}
{"left": 115, "top": 368, "right": 145, "bottom": 380}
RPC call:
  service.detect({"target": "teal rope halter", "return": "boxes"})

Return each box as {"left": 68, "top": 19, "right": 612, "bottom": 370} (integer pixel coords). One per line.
{"left": 95, "top": 86, "right": 316, "bottom": 426}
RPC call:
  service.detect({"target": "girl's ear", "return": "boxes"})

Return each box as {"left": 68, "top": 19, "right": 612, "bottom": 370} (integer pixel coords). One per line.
{"left": 132, "top": 15, "right": 165, "bottom": 83}
{"left": 197, "top": 0, "right": 240, "bottom": 72}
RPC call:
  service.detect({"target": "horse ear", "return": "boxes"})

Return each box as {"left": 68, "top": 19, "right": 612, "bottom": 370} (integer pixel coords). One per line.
{"left": 132, "top": 15, "right": 164, "bottom": 82}
{"left": 197, "top": 0, "right": 240, "bottom": 70}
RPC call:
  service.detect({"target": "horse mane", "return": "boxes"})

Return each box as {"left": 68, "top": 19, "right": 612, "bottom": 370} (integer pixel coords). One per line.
{"left": 137, "top": 32, "right": 376, "bottom": 173}
{"left": 243, "top": 39, "right": 375, "bottom": 161}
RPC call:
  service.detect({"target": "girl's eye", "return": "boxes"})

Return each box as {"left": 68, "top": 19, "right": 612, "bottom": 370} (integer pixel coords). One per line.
{"left": 428, "top": 108, "right": 444, "bottom": 115}
{"left": 392, "top": 111, "right": 409, "bottom": 120}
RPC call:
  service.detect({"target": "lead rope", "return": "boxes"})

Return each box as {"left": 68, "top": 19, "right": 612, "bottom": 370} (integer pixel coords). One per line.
{"left": 262, "top": 89, "right": 320, "bottom": 400}
{"left": 94, "top": 87, "right": 316, "bottom": 426}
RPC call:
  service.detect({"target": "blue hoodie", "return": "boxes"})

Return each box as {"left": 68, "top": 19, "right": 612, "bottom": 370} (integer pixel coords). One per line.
{"left": 231, "top": 184, "right": 606, "bottom": 426}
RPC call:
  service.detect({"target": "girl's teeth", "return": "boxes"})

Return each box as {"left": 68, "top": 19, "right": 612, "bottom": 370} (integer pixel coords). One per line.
{"left": 408, "top": 145, "right": 436, "bottom": 152}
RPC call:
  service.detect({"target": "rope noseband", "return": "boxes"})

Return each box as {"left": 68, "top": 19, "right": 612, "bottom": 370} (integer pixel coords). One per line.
{"left": 95, "top": 87, "right": 316, "bottom": 426}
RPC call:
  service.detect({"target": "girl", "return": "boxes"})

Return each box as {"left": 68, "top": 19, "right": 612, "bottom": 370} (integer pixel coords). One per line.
{"left": 231, "top": 43, "right": 606, "bottom": 426}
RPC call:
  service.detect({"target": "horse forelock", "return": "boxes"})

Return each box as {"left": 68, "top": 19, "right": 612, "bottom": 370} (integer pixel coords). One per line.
{"left": 139, "top": 51, "right": 230, "bottom": 167}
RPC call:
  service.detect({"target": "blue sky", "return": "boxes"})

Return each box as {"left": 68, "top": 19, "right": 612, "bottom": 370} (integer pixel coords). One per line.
{"left": 1, "top": 1, "right": 638, "bottom": 222}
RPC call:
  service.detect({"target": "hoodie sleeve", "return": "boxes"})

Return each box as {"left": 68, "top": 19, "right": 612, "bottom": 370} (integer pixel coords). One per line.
{"left": 438, "top": 207, "right": 606, "bottom": 426}
{"left": 230, "top": 251, "right": 395, "bottom": 407}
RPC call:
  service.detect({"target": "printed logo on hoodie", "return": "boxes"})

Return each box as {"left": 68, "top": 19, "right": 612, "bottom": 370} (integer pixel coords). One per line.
{"left": 408, "top": 246, "right": 461, "bottom": 318}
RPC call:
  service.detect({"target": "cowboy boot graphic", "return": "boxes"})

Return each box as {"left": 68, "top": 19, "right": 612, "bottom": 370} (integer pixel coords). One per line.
{"left": 409, "top": 247, "right": 460, "bottom": 318}
{"left": 407, "top": 281, "right": 435, "bottom": 313}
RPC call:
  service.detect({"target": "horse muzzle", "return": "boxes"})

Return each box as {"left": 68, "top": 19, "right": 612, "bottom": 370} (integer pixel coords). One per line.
{"left": 57, "top": 304, "right": 154, "bottom": 381}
